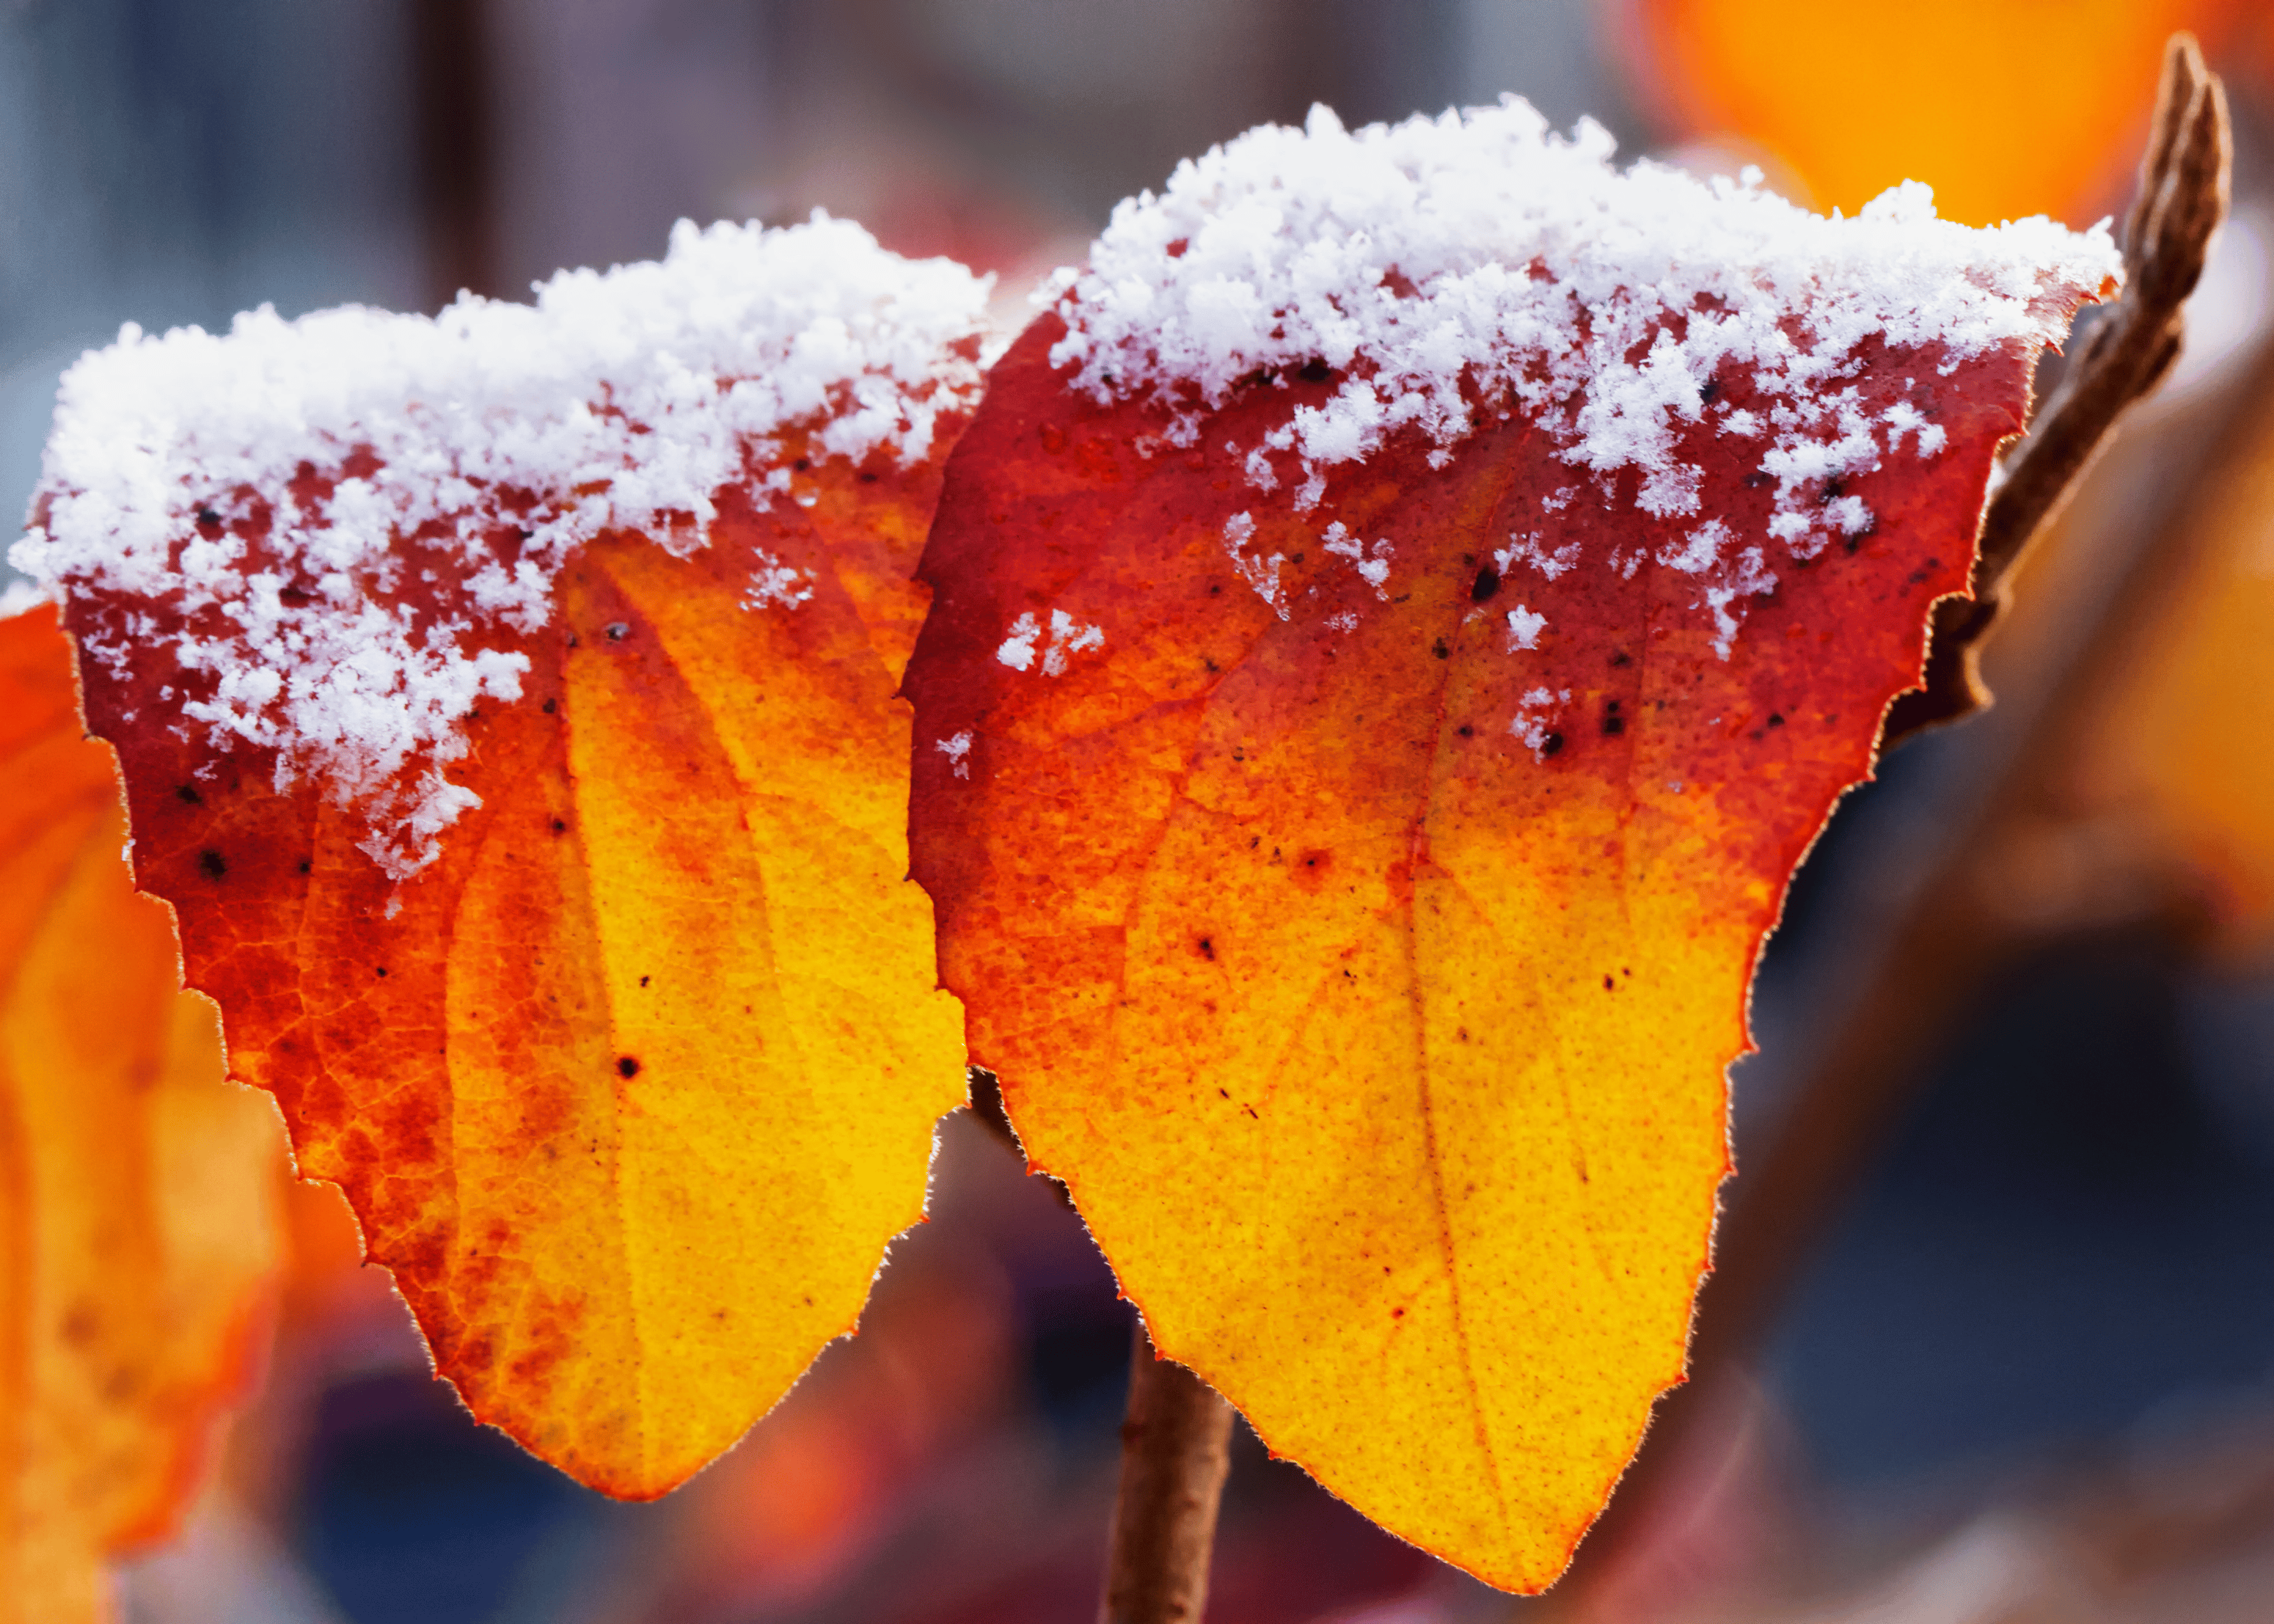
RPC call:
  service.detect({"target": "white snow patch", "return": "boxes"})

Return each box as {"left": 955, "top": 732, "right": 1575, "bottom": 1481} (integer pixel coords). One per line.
{"left": 1496, "top": 531, "right": 1580, "bottom": 581}
{"left": 0, "top": 579, "right": 48, "bottom": 618}
{"left": 1510, "top": 685, "right": 1571, "bottom": 758}
{"left": 935, "top": 730, "right": 973, "bottom": 779}
{"left": 1042, "top": 608, "right": 1105, "bottom": 676}
{"left": 1320, "top": 521, "right": 1393, "bottom": 597}
{"left": 1047, "top": 99, "right": 2113, "bottom": 650}
{"left": 742, "top": 549, "right": 816, "bottom": 611}
{"left": 12, "top": 213, "right": 990, "bottom": 877}
{"left": 1222, "top": 511, "right": 1289, "bottom": 615}
{"left": 1658, "top": 519, "right": 1728, "bottom": 575}
{"left": 997, "top": 612, "right": 1042, "bottom": 671}
{"left": 1505, "top": 604, "right": 1546, "bottom": 651}
{"left": 999, "top": 607, "right": 1105, "bottom": 676}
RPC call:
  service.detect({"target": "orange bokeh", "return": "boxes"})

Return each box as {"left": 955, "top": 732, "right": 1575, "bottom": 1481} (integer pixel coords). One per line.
{"left": 1620, "top": 0, "right": 2246, "bottom": 225}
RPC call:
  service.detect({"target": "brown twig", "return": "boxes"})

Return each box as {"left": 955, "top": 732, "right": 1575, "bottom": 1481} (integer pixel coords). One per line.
{"left": 1884, "top": 32, "right": 2230, "bottom": 744}
{"left": 1100, "top": 1322, "right": 1237, "bottom": 1624}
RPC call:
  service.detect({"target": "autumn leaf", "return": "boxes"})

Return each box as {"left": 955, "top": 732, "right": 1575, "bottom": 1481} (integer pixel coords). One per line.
{"left": 903, "top": 106, "right": 2115, "bottom": 1590}
{"left": 1628, "top": 0, "right": 2245, "bottom": 224}
{"left": 11, "top": 219, "right": 982, "bottom": 1496}
{"left": 0, "top": 599, "right": 286, "bottom": 1624}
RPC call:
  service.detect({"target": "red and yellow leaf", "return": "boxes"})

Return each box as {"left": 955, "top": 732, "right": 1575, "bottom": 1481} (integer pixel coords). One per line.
{"left": 16, "top": 221, "right": 981, "bottom": 1496}
{"left": 1, "top": 601, "right": 285, "bottom": 1624}
{"left": 904, "top": 108, "right": 2113, "bottom": 1589}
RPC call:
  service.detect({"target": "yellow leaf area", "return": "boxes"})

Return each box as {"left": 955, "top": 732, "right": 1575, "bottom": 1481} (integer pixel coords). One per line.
{"left": 2071, "top": 390, "right": 2274, "bottom": 954}
{"left": 65, "top": 442, "right": 967, "bottom": 1499}
{"left": 905, "top": 321, "right": 2038, "bottom": 1589}
{"left": 0, "top": 602, "right": 285, "bottom": 1624}
{"left": 1630, "top": 0, "right": 2245, "bottom": 224}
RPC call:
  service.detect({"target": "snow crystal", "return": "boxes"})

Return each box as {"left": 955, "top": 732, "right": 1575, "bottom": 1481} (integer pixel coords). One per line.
{"left": 1497, "top": 531, "right": 1580, "bottom": 581}
{"left": 1221, "top": 511, "right": 1288, "bottom": 615}
{"left": 1510, "top": 686, "right": 1571, "bottom": 758}
{"left": 935, "top": 730, "right": 973, "bottom": 779}
{"left": 997, "top": 612, "right": 1042, "bottom": 670}
{"left": 11, "top": 213, "right": 990, "bottom": 876}
{"left": 742, "top": 549, "right": 816, "bottom": 611}
{"left": 1048, "top": 99, "right": 2116, "bottom": 648}
{"left": 1320, "top": 522, "right": 1392, "bottom": 596}
{"left": 1505, "top": 604, "right": 1546, "bottom": 651}
{"left": 998, "top": 607, "right": 1105, "bottom": 676}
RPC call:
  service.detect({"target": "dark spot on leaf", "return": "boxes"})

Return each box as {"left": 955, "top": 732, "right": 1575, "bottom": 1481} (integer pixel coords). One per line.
{"left": 1299, "top": 359, "right": 1332, "bottom": 384}
{"left": 1699, "top": 377, "right": 1720, "bottom": 405}
{"left": 1198, "top": 937, "right": 1215, "bottom": 960}
{"left": 1602, "top": 712, "right": 1625, "bottom": 736}
{"left": 175, "top": 783, "right": 202, "bottom": 805}
{"left": 616, "top": 1056, "right": 641, "bottom": 1079}
{"left": 604, "top": 621, "right": 629, "bottom": 641}
{"left": 542, "top": 698, "right": 557, "bottom": 714}
{"left": 297, "top": 859, "right": 312, "bottom": 875}
{"left": 1203, "top": 657, "right": 1219, "bottom": 674}
{"left": 197, "top": 849, "right": 227, "bottom": 879}
{"left": 1432, "top": 637, "right": 1450, "bottom": 659}
{"left": 1219, "top": 1087, "right": 1230, "bottom": 1099}
{"left": 551, "top": 818, "right": 567, "bottom": 834}
{"left": 1243, "top": 1105, "right": 1258, "bottom": 1119}
{"left": 1768, "top": 712, "right": 1785, "bottom": 727}
{"left": 376, "top": 966, "right": 389, "bottom": 978}
{"left": 793, "top": 457, "right": 810, "bottom": 472}
{"left": 858, "top": 470, "right": 878, "bottom": 483}
{"left": 640, "top": 975, "right": 651, "bottom": 987}
{"left": 1471, "top": 565, "right": 1501, "bottom": 602}
{"left": 1540, "top": 732, "right": 1565, "bottom": 758}
{"left": 195, "top": 508, "right": 221, "bottom": 526}
{"left": 1457, "top": 724, "right": 1473, "bottom": 737}
{"left": 1609, "top": 650, "right": 1632, "bottom": 667}
{"left": 1603, "top": 974, "right": 1614, "bottom": 990}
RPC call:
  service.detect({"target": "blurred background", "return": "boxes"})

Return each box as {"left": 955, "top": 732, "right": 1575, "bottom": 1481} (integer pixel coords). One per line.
{"left": 9, "top": 1, "right": 2274, "bottom": 1620}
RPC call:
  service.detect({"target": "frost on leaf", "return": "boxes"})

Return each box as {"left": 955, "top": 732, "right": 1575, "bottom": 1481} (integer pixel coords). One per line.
{"left": 907, "top": 100, "right": 2112, "bottom": 1591}
{"left": 10, "top": 220, "right": 979, "bottom": 1499}
{"left": 1, "top": 600, "right": 285, "bottom": 1624}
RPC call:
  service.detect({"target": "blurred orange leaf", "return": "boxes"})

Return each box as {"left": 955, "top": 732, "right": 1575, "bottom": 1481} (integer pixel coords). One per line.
{"left": 2072, "top": 378, "right": 2274, "bottom": 953}
{"left": 1626, "top": 0, "right": 2244, "bottom": 225}
{"left": 907, "top": 265, "right": 2099, "bottom": 1587}
{"left": 0, "top": 601, "right": 285, "bottom": 1624}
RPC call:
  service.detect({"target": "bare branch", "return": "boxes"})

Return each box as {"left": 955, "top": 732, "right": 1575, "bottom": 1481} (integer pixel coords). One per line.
{"left": 1884, "top": 32, "right": 2231, "bottom": 745}
{"left": 1100, "top": 1323, "right": 1237, "bottom": 1624}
